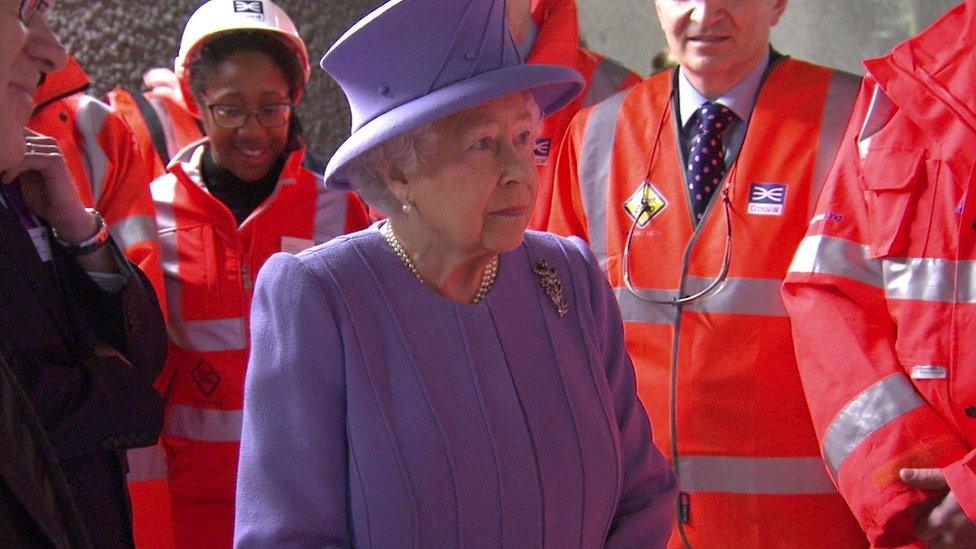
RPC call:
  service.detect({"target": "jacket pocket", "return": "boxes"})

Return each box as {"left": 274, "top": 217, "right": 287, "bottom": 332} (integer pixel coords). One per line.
{"left": 158, "top": 223, "right": 220, "bottom": 320}
{"left": 858, "top": 148, "right": 931, "bottom": 259}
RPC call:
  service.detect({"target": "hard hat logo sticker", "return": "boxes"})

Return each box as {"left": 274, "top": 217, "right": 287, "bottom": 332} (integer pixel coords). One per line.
{"left": 234, "top": 1, "right": 266, "bottom": 20}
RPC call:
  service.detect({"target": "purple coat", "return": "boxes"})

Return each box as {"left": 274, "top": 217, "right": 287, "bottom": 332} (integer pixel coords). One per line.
{"left": 235, "top": 227, "right": 675, "bottom": 547}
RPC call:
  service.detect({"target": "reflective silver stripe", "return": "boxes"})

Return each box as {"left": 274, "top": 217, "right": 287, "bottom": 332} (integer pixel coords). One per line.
{"left": 809, "top": 71, "right": 861, "bottom": 213}
{"left": 314, "top": 174, "right": 349, "bottom": 244}
{"left": 684, "top": 276, "right": 786, "bottom": 316}
{"left": 822, "top": 374, "right": 925, "bottom": 477}
{"left": 75, "top": 95, "right": 111, "bottom": 202}
{"left": 614, "top": 287, "right": 680, "bottom": 325}
{"left": 166, "top": 404, "right": 242, "bottom": 442}
{"left": 884, "top": 258, "right": 976, "bottom": 303}
{"left": 579, "top": 91, "right": 628, "bottom": 269}
{"left": 858, "top": 86, "right": 896, "bottom": 160}
{"left": 614, "top": 276, "right": 785, "bottom": 324}
{"left": 677, "top": 455, "right": 836, "bottom": 495}
{"left": 169, "top": 317, "right": 247, "bottom": 352}
{"left": 152, "top": 176, "right": 182, "bottom": 320}
{"left": 126, "top": 444, "right": 167, "bottom": 482}
{"left": 147, "top": 96, "right": 179, "bottom": 159}
{"left": 788, "top": 235, "right": 884, "bottom": 289}
{"left": 582, "top": 58, "right": 635, "bottom": 108}
{"left": 108, "top": 214, "right": 157, "bottom": 249}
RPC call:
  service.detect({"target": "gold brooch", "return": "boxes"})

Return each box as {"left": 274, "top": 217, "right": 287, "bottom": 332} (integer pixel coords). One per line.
{"left": 533, "top": 260, "right": 569, "bottom": 317}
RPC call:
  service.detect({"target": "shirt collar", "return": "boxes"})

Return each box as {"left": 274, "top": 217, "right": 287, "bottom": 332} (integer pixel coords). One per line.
{"left": 678, "top": 48, "right": 770, "bottom": 127}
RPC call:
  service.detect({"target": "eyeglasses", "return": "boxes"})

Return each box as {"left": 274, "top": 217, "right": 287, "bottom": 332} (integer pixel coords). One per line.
{"left": 205, "top": 103, "right": 292, "bottom": 129}
{"left": 19, "top": 0, "right": 49, "bottom": 25}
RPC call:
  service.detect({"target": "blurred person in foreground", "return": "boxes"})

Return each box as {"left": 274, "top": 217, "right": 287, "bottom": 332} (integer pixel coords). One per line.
{"left": 783, "top": 0, "right": 976, "bottom": 546}
{"left": 152, "top": 0, "right": 370, "bottom": 546}
{"left": 234, "top": 0, "right": 676, "bottom": 546}
{"left": 0, "top": 0, "right": 166, "bottom": 546}
{"left": 545, "top": 0, "right": 867, "bottom": 546}
{"left": 30, "top": 52, "right": 173, "bottom": 549}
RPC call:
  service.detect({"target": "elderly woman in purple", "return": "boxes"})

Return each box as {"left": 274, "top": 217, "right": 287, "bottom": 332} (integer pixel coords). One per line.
{"left": 234, "top": 0, "right": 676, "bottom": 547}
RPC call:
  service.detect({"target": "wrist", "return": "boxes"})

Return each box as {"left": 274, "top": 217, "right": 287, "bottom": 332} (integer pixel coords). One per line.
{"left": 51, "top": 208, "right": 111, "bottom": 256}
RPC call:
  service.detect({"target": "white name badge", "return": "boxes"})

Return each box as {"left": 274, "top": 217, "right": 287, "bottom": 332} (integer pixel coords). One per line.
{"left": 911, "top": 365, "right": 948, "bottom": 380}
{"left": 28, "top": 226, "right": 53, "bottom": 262}
{"left": 281, "top": 236, "right": 315, "bottom": 254}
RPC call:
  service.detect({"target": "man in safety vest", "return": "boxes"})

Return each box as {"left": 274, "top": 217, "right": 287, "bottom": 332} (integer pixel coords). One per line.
{"left": 783, "top": 1, "right": 976, "bottom": 546}
{"left": 152, "top": 1, "right": 370, "bottom": 546}
{"left": 546, "top": 0, "right": 867, "bottom": 546}
{"left": 106, "top": 69, "right": 205, "bottom": 180}
{"left": 29, "top": 54, "right": 175, "bottom": 549}
{"left": 507, "top": 0, "right": 643, "bottom": 230}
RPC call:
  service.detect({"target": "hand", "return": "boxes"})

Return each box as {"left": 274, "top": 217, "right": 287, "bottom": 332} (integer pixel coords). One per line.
{"left": 1, "top": 130, "right": 96, "bottom": 242}
{"left": 2, "top": 130, "right": 118, "bottom": 273}
{"left": 901, "top": 468, "right": 976, "bottom": 548}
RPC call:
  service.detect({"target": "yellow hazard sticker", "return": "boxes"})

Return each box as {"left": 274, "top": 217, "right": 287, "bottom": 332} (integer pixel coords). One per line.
{"left": 623, "top": 181, "right": 667, "bottom": 228}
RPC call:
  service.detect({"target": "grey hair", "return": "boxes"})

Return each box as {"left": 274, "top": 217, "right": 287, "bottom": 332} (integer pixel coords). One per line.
{"left": 343, "top": 91, "right": 542, "bottom": 215}
{"left": 343, "top": 122, "right": 439, "bottom": 216}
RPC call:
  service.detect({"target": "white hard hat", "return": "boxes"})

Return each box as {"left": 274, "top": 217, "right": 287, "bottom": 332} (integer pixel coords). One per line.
{"left": 174, "top": 0, "right": 311, "bottom": 84}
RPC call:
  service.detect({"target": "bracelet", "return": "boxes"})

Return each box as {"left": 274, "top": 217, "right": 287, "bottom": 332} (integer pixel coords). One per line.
{"left": 51, "top": 208, "right": 110, "bottom": 256}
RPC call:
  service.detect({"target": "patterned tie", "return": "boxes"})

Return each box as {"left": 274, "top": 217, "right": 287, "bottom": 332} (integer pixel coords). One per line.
{"left": 687, "top": 101, "right": 736, "bottom": 222}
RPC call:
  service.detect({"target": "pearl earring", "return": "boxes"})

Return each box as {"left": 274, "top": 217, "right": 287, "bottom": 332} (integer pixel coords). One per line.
{"left": 401, "top": 201, "right": 412, "bottom": 214}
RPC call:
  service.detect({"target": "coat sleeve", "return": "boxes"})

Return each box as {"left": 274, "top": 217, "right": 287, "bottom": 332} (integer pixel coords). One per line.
{"left": 569, "top": 237, "right": 676, "bottom": 547}
{"left": 781, "top": 80, "right": 971, "bottom": 547}
{"left": 235, "top": 252, "right": 349, "bottom": 548}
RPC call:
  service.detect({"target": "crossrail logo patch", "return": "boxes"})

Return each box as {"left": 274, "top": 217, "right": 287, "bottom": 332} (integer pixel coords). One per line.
{"left": 233, "top": 1, "right": 265, "bottom": 19}
{"left": 533, "top": 138, "right": 552, "bottom": 166}
{"left": 747, "top": 183, "right": 787, "bottom": 216}
{"left": 623, "top": 181, "right": 667, "bottom": 228}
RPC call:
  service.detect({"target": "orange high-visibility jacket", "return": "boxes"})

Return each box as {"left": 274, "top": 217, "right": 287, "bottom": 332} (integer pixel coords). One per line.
{"left": 782, "top": 3, "right": 976, "bottom": 546}
{"left": 547, "top": 58, "right": 866, "bottom": 547}
{"left": 30, "top": 57, "right": 166, "bottom": 310}
{"left": 29, "top": 55, "right": 174, "bottom": 549}
{"left": 106, "top": 85, "right": 205, "bottom": 180}
{"left": 152, "top": 142, "right": 369, "bottom": 548}
{"left": 525, "top": 0, "right": 640, "bottom": 230}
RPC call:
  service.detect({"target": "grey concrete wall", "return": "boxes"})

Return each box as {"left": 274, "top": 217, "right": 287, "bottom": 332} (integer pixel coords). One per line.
{"left": 577, "top": 0, "right": 959, "bottom": 76}
{"left": 49, "top": 1, "right": 962, "bottom": 159}
{"left": 49, "top": 1, "right": 382, "bottom": 160}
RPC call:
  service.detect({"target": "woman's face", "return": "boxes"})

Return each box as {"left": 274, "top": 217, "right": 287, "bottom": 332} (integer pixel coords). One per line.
{"left": 0, "top": 0, "right": 67, "bottom": 171}
{"left": 400, "top": 92, "right": 539, "bottom": 257}
{"left": 199, "top": 50, "right": 292, "bottom": 182}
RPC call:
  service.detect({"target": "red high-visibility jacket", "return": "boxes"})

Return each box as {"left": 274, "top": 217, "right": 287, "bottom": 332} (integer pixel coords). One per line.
{"left": 783, "top": 2, "right": 976, "bottom": 546}
{"left": 547, "top": 58, "right": 867, "bottom": 547}
{"left": 526, "top": 0, "right": 641, "bottom": 230}
{"left": 152, "top": 142, "right": 369, "bottom": 547}
{"left": 106, "top": 82, "right": 205, "bottom": 180}
{"left": 29, "top": 55, "right": 173, "bottom": 549}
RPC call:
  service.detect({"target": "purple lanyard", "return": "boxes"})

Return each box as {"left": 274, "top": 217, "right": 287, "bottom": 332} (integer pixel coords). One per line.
{"left": 0, "top": 180, "right": 38, "bottom": 230}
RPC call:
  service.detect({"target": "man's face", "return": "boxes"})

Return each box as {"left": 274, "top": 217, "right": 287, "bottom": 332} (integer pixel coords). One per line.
{"left": 654, "top": 0, "right": 787, "bottom": 96}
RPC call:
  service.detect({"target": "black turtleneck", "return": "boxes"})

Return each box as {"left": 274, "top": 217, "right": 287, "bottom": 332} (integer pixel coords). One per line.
{"left": 201, "top": 147, "right": 285, "bottom": 225}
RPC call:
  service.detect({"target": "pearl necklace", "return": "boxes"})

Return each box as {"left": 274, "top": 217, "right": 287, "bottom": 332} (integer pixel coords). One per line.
{"left": 381, "top": 222, "right": 498, "bottom": 304}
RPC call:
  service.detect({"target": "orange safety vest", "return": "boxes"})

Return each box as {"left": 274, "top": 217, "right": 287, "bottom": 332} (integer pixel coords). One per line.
{"left": 547, "top": 58, "right": 866, "bottom": 547}
{"left": 106, "top": 86, "right": 205, "bottom": 180}
{"left": 526, "top": 0, "right": 641, "bottom": 230}
{"left": 29, "top": 55, "right": 173, "bottom": 549}
{"left": 152, "top": 142, "right": 369, "bottom": 548}
{"left": 783, "top": 3, "right": 976, "bottom": 545}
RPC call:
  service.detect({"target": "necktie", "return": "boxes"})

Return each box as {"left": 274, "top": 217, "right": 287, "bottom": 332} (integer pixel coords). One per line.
{"left": 687, "top": 102, "right": 736, "bottom": 222}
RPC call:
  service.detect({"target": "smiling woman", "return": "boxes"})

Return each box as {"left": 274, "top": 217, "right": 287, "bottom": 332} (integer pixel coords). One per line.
{"left": 146, "top": 1, "right": 370, "bottom": 546}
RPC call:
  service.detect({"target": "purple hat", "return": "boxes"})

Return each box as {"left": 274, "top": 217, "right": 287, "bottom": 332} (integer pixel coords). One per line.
{"left": 320, "top": 0, "right": 585, "bottom": 190}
